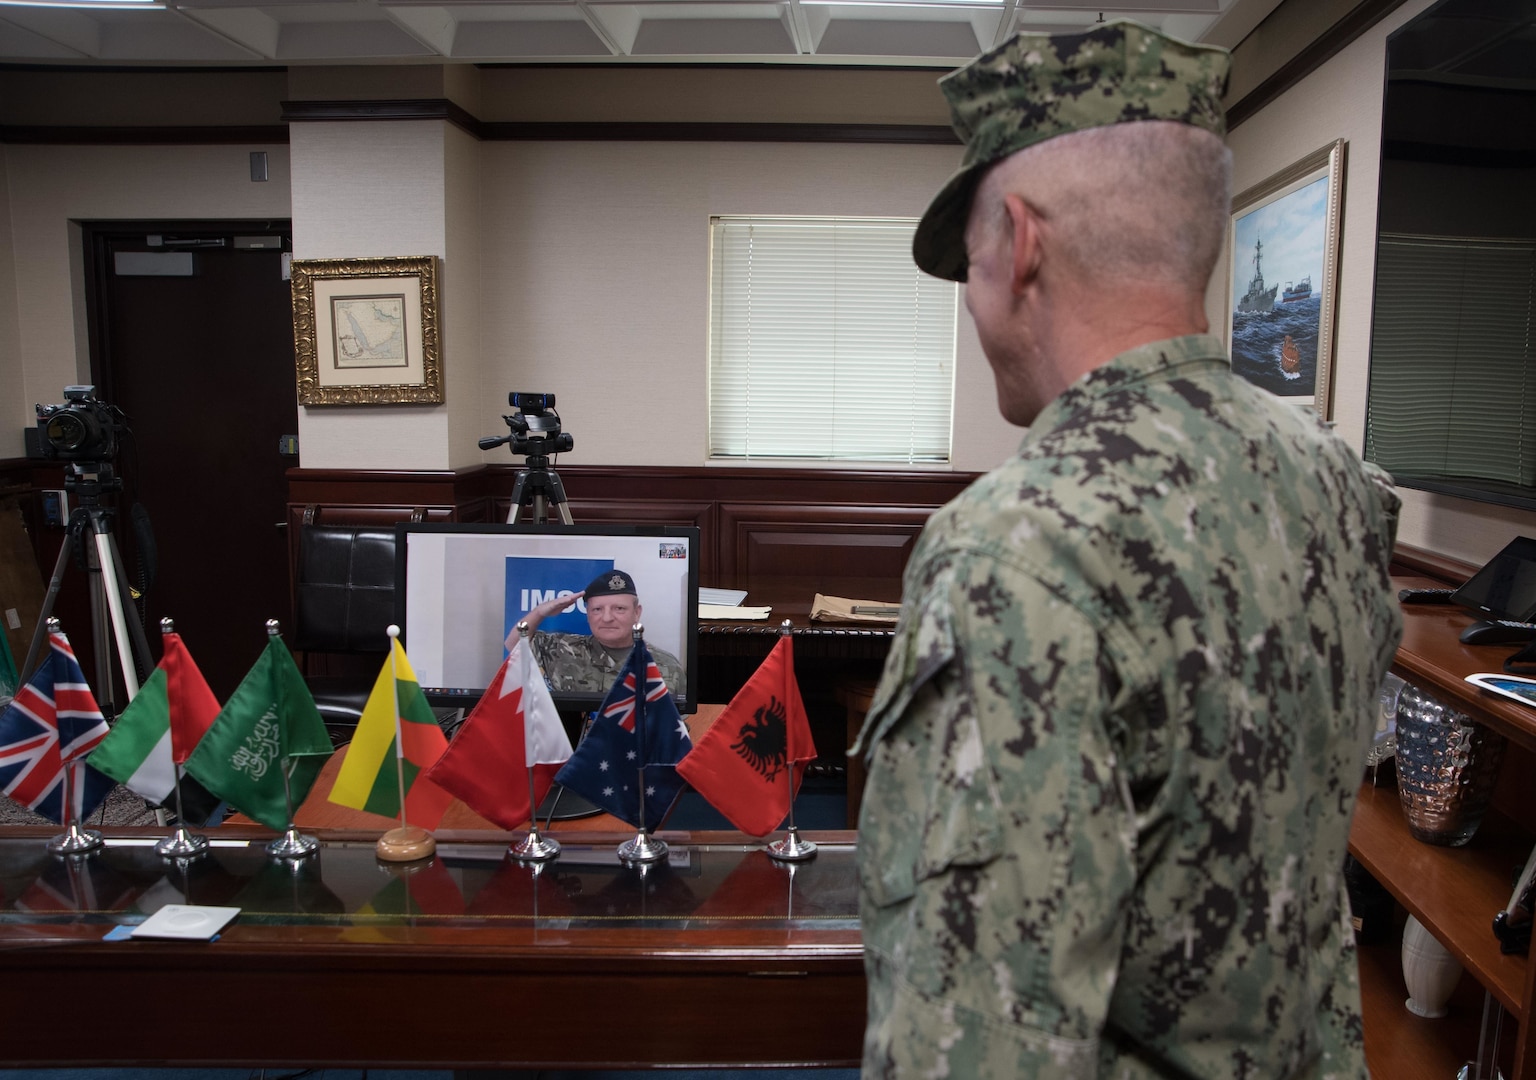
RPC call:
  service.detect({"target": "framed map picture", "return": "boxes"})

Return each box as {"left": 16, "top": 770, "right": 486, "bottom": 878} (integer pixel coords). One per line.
{"left": 291, "top": 255, "right": 442, "bottom": 405}
{"left": 1227, "top": 139, "right": 1345, "bottom": 419}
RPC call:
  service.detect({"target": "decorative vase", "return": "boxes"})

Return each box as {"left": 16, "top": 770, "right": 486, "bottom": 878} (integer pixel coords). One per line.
{"left": 1402, "top": 914, "right": 1462, "bottom": 1018}
{"left": 1395, "top": 681, "right": 1507, "bottom": 846}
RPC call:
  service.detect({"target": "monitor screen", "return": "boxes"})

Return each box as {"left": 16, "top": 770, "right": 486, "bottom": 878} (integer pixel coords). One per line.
{"left": 396, "top": 522, "right": 701, "bottom": 715}
{"left": 1452, "top": 535, "right": 1536, "bottom": 623}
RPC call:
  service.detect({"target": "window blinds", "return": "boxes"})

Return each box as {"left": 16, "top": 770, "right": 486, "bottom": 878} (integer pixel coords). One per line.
{"left": 708, "top": 216, "right": 957, "bottom": 463}
{"left": 1366, "top": 234, "right": 1536, "bottom": 488}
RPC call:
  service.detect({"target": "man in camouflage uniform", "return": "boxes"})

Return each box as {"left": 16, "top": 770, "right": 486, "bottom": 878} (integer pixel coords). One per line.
{"left": 853, "top": 20, "right": 1403, "bottom": 1078}
{"left": 509, "top": 569, "right": 686, "bottom": 694}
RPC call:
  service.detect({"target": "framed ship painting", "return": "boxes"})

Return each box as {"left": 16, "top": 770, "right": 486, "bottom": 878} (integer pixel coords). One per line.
{"left": 1227, "top": 139, "right": 1346, "bottom": 419}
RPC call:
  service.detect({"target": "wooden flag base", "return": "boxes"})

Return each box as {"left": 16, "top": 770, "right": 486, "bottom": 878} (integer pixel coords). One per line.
{"left": 376, "top": 826, "right": 436, "bottom": 862}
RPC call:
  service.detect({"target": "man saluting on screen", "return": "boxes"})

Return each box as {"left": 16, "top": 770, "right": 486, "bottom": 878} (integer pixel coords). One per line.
{"left": 504, "top": 569, "right": 686, "bottom": 694}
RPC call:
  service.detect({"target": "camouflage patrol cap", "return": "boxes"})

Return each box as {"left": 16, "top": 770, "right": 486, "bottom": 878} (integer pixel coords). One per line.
{"left": 914, "top": 19, "right": 1230, "bottom": 282}
{"left": 585, "top": 569, "right": 637, "bottom": 599}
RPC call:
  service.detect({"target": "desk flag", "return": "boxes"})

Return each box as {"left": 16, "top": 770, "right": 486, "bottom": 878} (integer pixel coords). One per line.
{"left": 677, "top": 635, "right": 815, "bottom": 837}
{"left": 184, "top": 634, "right": 333, "bottom": 831}
{"left": 425, "top": 637, "right": 571, "bottom": 831}
{"left": 329, "top": 637, "right": 453, "bottom": 830}
{"left": 553, "top": 640, "right": 691, "bottom": 831}
{"left": 89, "top": 631, "right": 225, "bottom": 825}
{"left": 0, "top": 629, "right": 113, "bottom": 824}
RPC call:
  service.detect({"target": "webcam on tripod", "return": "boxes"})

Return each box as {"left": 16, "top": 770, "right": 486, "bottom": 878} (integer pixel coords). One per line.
{"left": 479, "top": 391, "right": 574, "bottom": 458}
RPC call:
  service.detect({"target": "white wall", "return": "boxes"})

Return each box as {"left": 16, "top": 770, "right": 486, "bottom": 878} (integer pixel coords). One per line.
{"left": 475, "top": 138, "right": 1019, "bottom": 473}
{"left": 0, "top": 146, "right": 18, "bottom": 433}
{"left": 1222, "top": 0, "right": 1536, "bottom": 566}
{"left": 1, "top": 142, "right": 291, "bottom": 458}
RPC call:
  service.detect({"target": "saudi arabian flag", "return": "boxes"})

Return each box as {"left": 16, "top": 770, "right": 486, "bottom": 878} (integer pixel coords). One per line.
{"left": 328, "top": 637, "right": 453, "bottom": 830}
{"left": 184, "top": 635, "right": 333, "bottom": 832}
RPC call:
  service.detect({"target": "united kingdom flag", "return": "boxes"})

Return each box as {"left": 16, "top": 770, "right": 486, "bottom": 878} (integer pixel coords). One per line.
{"left": 0, "top": 631, "right": 115, "bottom": 824}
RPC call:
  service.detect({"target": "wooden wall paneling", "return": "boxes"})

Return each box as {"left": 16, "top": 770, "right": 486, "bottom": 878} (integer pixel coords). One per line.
{"left": 718, "top": 502, "right": 932, "bottom": 584}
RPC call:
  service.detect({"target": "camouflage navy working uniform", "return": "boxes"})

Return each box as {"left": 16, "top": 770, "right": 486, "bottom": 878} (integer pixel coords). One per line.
{"left": 529, "top": 631, "right": 685, "bottom": 695}
{"left": 854, "top": 22, "right": 1405, "bottom": 1080}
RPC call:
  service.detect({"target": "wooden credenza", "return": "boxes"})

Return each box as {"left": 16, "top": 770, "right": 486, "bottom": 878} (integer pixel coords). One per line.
{"left": 1352, "top": 568, "right": 1536, "bottom": 1079}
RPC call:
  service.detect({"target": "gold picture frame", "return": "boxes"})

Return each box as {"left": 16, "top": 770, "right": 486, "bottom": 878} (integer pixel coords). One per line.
{"left": 1227, "top": 139, "right": 1346, "bottom": 419}
{"left": 291, "top": 255, "right": 442, "bottom": 406}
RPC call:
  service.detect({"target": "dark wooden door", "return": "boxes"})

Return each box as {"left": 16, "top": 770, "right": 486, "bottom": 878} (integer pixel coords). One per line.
{"left": 85, "top": 222, "right": 296, "bottom": 699}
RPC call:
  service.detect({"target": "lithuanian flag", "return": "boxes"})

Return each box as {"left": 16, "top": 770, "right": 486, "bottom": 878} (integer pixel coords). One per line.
{"left": 328, "top": 638, "right": 453, "bottom": 829}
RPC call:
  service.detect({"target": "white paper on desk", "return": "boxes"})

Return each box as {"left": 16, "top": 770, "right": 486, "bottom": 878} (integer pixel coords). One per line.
{"left": 131, "top": 904, "right": 241, "bottom": 941}
{"left": 699, "top": 604, "right": 772, "bottom": 620}
{"left": 700, "top": 587, "right": 749, "bottom": 606}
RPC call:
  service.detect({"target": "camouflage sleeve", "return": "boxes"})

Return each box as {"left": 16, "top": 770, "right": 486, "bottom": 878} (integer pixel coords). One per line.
{"left": 651, "top": 647, "right": 686, "bottom": 697}
{"left": 859, "top": 552, "right": 1136, "bottom": 1077}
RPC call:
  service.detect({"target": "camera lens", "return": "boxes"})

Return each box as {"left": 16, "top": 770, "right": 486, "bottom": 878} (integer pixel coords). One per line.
{"left": 44, "top": 411, "right": 91, "bottom": 451}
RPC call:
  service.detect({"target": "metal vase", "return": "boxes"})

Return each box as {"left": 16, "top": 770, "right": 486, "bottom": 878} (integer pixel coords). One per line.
{"left": 1395, "top": 681, "right": 1507, "bottom": 847}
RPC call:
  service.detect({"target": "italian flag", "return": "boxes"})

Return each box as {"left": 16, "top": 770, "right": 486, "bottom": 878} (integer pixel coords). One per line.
{"left": 328, "top": 637, "right": 453, "bottom": 829}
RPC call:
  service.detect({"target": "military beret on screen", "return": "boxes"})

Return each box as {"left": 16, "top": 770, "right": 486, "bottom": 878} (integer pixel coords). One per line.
{"left": 914, "top": 18, "right": 1231, "bottom": 283}
{"left": 585, "top": 569, "right": 637, "bottom": 598}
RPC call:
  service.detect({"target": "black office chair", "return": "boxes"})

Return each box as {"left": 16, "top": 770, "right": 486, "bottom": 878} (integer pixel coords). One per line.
{"left": 292, "top": 524, "right": 397, "bottom": 747}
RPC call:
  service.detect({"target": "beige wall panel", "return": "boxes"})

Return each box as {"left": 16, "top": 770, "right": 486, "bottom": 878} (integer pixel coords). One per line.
{"left": 474, "top": 138, "right": 1019, "bottom": 473}
{"left": 444, "top": 124, "right": 484, "bottom": 468}
{"left": 2, "top": 142, "right": 291, "bottom": 458}
{"left": 0, "top": 148, "right": 18, "bottom": 445}
{"left": 290, "top": 121, "right": 451, "bottom": 470}
{"left": 1225, "top": 0, "right": 1536, "bottom": 567}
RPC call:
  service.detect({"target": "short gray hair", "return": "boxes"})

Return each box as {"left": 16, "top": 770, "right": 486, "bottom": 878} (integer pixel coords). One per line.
{"left": 973, "top": 121, "right": 1232, "bottom": 294}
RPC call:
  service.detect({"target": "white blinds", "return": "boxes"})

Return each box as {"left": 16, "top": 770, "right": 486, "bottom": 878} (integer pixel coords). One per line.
{"left": 1366, "top": 235, "right": 1536, "bottom": 487}
{"left": 708, "top": 216, "right": 957, "bottom": 463}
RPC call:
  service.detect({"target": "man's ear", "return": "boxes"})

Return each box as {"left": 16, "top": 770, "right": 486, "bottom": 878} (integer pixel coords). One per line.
{"left": 1003, "top": 192, "right": 1042, "bottom": 296}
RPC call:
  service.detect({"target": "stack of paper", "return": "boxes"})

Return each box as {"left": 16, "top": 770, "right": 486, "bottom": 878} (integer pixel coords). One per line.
{"left": 811, "top": 593, "right": 901, "bottom": 623}
{"left": 699, "top": 604, "right": 773, "bottom": 621}
{"left": 700, "top": 587, "right": 749, "bottom": 606}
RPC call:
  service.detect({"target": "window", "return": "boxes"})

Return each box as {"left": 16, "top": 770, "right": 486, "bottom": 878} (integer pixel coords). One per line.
{"left": 708, "top": 216, "right": 957, "bottom": 464}
{"left": 1365, "top": 235, "right": 1536, "bottom": 498}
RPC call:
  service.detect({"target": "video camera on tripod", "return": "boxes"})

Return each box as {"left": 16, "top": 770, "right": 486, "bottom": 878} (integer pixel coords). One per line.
{"left": 35, "top": 386, "right": 125, "bottom": 466}
{"left": 479, "top": 392, "right": 574, "bottom": 525}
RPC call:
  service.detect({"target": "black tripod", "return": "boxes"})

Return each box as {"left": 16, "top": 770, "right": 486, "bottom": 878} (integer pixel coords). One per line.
{"left": 22, "top": 464, "right": 152, "bottom": 719}
{"left": 506, "top": 450, "right": 573, "bottom": 525}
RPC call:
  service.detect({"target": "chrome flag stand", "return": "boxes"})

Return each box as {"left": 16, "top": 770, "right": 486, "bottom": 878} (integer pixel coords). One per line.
{"left": 618, "top": 624, "right": 667, "bottom": 865}
{"left": 48, "top": 759, "right": 103, "bottom": 856}
{"left": 154, "top": 618, "right": 210, "bottom": 859}
{"left": 509, "top": 623, "right": 560, "bottom": 862}
{"left": 510, "top": 763, "right": 561, "bottom": 862}
{"left": 268, "top": 762, "right": 319, "bottom": 859}
{"left": 767, "top": 621, "right": 816, "bottom": 863}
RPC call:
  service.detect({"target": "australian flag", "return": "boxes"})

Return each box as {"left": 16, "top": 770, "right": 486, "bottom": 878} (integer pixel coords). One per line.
{"left": 0, "top": 631, "right": 115, "bottom": 824}
{"left": 553, "top": 640, "right": 692, "bottom": 831}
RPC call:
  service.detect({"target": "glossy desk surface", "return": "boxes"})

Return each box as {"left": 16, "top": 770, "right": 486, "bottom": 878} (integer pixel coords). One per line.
{"left": 0, "top": 825, "right": 865, "bottom": 1068}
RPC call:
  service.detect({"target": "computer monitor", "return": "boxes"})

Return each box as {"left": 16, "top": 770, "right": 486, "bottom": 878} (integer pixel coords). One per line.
{"left": 395, "top": 522, "right": 701, "bottom": 714}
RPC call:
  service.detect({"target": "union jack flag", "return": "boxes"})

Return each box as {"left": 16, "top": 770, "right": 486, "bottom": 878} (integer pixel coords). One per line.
{"left": 0, "top": 631, "right": 115, "bottom": 824}
{"left": 601, "top": 658, "right": 670, "bottom": 733}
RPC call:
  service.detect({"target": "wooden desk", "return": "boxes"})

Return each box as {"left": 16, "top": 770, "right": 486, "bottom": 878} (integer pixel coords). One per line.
{"left": 0, "top": 823, "right": 863, "bottom": 1068}
{"left": 1350, "top": 573, "right": 1536, "bottom": 1079}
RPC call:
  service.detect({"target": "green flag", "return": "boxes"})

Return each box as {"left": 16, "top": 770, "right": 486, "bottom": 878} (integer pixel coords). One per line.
{"left": 184, "top": 635, "right": 333, "bottom": 831}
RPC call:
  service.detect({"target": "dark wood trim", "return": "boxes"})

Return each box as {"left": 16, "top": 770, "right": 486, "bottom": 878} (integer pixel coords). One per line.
{"left": 1390, "top": 541, "right": 1477, "bottom": 585}
{"left": 279, "top": 99, "right": 958, "bottom": 144}
{"left": 280, "top": 98, "right": 480, "bottom": 137}
{"left": 1226, "top": 0, "right": 1408, "bottom": 131}
{"left": 476, "top": 121, "right": 959, "bottom": 144}
{"left": 0, "top": 125, "right": 289, "bottom": 146}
